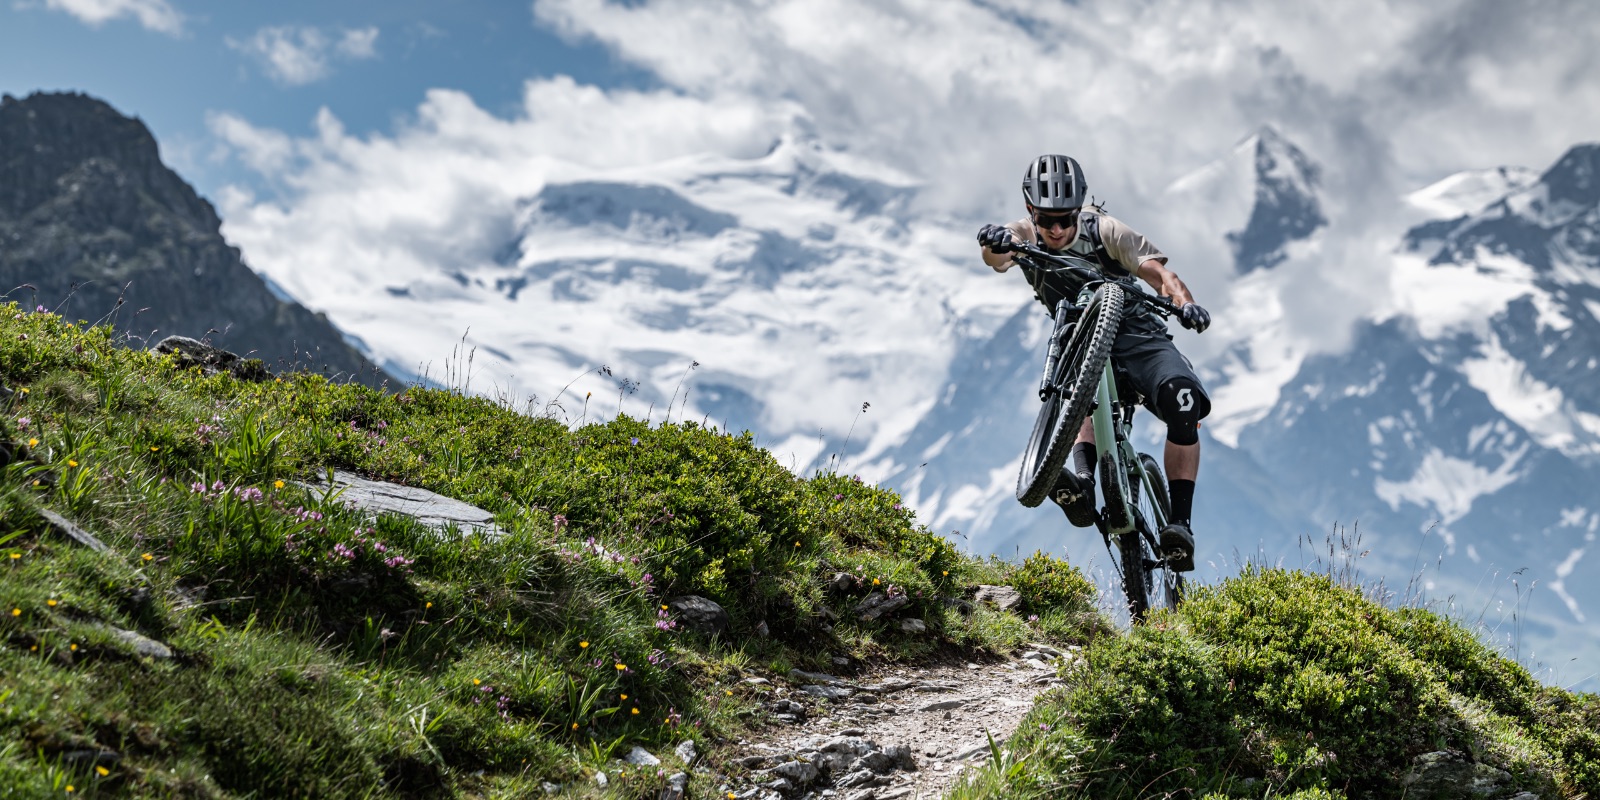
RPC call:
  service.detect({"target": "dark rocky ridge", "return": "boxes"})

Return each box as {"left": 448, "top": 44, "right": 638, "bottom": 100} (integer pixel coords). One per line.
{"left": 0, "top": 91, "right": 389, "bottom": 387}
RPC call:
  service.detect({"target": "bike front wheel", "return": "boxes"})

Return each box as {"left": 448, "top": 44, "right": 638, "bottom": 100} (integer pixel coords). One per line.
{"left": 1016, "top": 282, "right": 1126, "bottom": 507}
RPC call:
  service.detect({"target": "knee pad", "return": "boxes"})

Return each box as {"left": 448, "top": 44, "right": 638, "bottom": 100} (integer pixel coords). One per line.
{"left": 1156, "top": 377, "right": 1210, "bottom": 445}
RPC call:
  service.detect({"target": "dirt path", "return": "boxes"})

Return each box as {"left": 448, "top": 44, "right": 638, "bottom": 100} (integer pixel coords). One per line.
{"left": 717, "top": 645, "right": 1076, "bottom": 799}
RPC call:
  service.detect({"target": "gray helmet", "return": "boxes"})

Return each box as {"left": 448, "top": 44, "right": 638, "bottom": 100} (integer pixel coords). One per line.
{"left": 1022, "top": 154, "right": 1087, "bottom": 210}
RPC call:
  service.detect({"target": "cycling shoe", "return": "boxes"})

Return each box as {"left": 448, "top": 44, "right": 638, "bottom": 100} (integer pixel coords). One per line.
{"left": 1051, "top": 469, "right": 1097, "bottom": 528}
{"left": 1160, "top": 522, "right": 1196, "bottom": 572}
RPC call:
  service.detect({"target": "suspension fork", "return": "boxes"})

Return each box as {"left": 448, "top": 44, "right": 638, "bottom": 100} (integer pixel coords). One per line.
{"left": 1038, "top": 300, "right": 1071, "bottom": 401}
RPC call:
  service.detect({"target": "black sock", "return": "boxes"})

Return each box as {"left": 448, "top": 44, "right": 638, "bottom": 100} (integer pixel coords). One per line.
{"left": 1071, "top": 442, "right": 1097, "bottom": 478}
{"left": 1169, "top": 479, "right": 1195, "bottom": 525}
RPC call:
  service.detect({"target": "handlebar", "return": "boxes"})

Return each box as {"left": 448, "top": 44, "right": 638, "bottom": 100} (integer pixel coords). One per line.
{"left": 1009, "top": 242, "right": 1180, "bottom": 318}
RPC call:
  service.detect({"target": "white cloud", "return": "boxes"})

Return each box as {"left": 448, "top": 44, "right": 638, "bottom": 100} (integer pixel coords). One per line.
{"left": 227, "top": 24, "right": 380, "bottom": 86}
{"left": 337, "top": 26, "right": 380, "bottom": 59}
{"left": 208, "top": 0, "right": 1600, "bottom": 414}
{"left": 40, "top": 0, "right": 182, "bottom": 34}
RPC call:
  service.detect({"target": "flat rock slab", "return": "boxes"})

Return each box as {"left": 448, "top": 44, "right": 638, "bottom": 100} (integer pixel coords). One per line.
{"left": 39, "top": 509, "right": 110, "bottom": 553}
{"left": 310, "top": 471, "right": 499, "bottom": 537}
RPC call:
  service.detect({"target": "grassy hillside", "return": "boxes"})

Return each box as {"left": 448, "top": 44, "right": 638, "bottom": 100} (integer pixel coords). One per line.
{"left": 952, "top": 567, "right": 1600, "bottom": 799}
{"left": 0, "top": 305, "right": 1105, "bottom": 798}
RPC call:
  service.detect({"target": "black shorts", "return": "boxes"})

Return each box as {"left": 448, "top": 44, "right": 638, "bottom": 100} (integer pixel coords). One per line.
{"left": 1110, "top": 315, "right": 1208, "bottom": 423}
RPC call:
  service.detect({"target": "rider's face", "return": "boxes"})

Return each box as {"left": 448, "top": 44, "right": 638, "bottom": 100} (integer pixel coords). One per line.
{"left": 1031, "top": 207, "right": 1078, "bottom": 249}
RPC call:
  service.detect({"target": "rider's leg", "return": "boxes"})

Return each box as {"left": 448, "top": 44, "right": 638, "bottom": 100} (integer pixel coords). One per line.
{"left": 1071, "top": 417, "right": 1096, "bottom": 477}
{"left": 1164, "top": 439, "right": 1198, "bottom": 523}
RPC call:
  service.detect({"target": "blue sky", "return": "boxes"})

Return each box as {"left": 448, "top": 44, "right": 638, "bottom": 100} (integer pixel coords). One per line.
{"left": 0, "top": 0, "right": 654, "bottom": 195}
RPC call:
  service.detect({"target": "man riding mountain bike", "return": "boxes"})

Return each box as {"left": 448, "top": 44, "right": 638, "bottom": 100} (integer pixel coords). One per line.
{"left": 977, "top": 154, "right": 1211, "bottom": 571}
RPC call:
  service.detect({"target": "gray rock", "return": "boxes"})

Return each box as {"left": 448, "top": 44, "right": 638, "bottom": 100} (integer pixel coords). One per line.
{"left": 790, "top": 669, "right": 844, "bottom": 685}
{"left": 541, "top": 782, "right": 561, "bottom": 795}
{"left": 918, "top": 699, "right": 964, "bottom": 713}
{"left": 881, "top": 744, "right": 916, "bottom": 771}
{"left": 858, "top": 680, "right": 913, "bottom": 694}
{"left": 877, "top": 790, "right": 914, "bottom": 800}
{"left": 744, "top": 677, "right": 771, "bottom": 686}
{"left": 102, "top": 626, "right": 172, "bottom": 659}
{"left": 1401, "top": 750, "right": 1513, "bottom": 799}
{"left": 854, "top": 592, "right": 910, "bottom": 621}
{"left": 802, "top": 684, "right": 854, "bottom": 701}
{"left": 1027, "top": 642, "right": 1064, "bottom": 658}
{"left": 661, "top": 771, "right": 688, "bottom": 800}
{"left": 772, "top": 713, "right": 802, "bottom": 724}
{"left": 624, "top": 746, "right": 661, "bottom": 767}
{"left": 668, "top": 595, "right": 729, "bottom": 636}
{"left": 151, "top": 336, "right": 272, "bottom": 382}
{"left": 675, "top": 740, "right": 698, "bottom": 765}
{"left": 836, "top": 768, "right": 884, "bottom": 788}
{"left": 754, "top": 620, "right": 770, "bottom": 638}
{"left": 912, "top": 683, "right": 956, "bottom": 692}
{"left": 898, "top": 618, "right": 927, "bottom": 633}
{"left": 38, "top": 509, "right": 109, "bottom": 553}
{"left": 305, "top": 470, "right": 499, "bottom": 537}
{"left": 770, "top": 760, "right": 821, "bottom": 787}
{"left": 829, "top": 572, "right": 855, "bottom": 593}
{"left": 974, "top": 585, "right": 1022, "bottom": 611}
{"left": 737, "top": 754, "right": 770, "bottom": 769}
{"left": 592, "top": 771, "right": 608, "bottom": 787}
{"left": 1019, "top": 650, "right": 1049, "bottom": 662}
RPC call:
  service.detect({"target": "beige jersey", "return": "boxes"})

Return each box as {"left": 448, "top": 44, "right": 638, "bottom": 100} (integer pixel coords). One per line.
{"left": 982, "top": 207, "right": 1166, "bottom": 277}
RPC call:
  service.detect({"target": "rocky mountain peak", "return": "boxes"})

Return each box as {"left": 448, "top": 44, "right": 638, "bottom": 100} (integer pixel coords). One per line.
{"left": 0, "top": 91, "right": 389, "bottom": 386}
{"left": 1538, "top": 142, "right": 1600, "bottom": 209}
{"left": 1227, "top": 124, "right": 1327, "bottom": 274}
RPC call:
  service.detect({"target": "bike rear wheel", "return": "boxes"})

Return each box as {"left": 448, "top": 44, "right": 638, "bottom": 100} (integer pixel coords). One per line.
{"left": 1016, "top": 283, "right": 1126, "bottom": 507}
{"left": 1131, "top": 452, "right": 1183, "bottom": 615}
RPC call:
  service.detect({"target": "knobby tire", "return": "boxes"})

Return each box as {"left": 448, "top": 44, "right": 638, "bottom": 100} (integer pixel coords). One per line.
{"left": 1016, "top": 282, "right": 1126, "bottom": 507}
{"left": 1124, "top": 452, "right": 1182, "bottom": 618}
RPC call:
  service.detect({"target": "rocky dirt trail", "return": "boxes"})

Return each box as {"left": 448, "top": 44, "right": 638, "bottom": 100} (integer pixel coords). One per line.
{"left": 711, "top": 642, "right": 1079, "bottom": 800}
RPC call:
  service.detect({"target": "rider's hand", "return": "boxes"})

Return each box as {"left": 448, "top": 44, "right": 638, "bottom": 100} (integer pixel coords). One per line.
{"left": 1179, "top": 302, "right": 1211, "bottom": 333}
{"left": 978, "top": 223, "right": 1019, "bottom": 254}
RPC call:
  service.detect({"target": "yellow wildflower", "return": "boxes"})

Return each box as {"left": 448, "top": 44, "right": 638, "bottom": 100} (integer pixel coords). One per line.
{"left": 9, "top": 553, "right": 19, "bottom": 560}
{"left": 425, "top": 602, "right": 433, "bottom": 609}
{"left": 141, "top": 553, "right": 153, "bottom": 562}
{"left": 942, "top": 570, "right": 949, "bottom": 576}
{"left": 95, "top": 766, "right": 109, "bottom": 777}
{"left": 630, "top": 708, "right": 639, "bottom": 715}
{"left": 69, "top": 643, "right": 77, "bottom": 651}
{"left": 579, "top": 640, "right": 588, "bottom": 648}
{"left": 17, "top": 388, "right": 26, "bottom": 394}
{"left": 9, "top": 609, "right": 18, "bottom": 617}
{"left": 725, "top": 690, "right": 733, "bottom": 696}
{"left": 872, "top": 578, "right": 880, "bottom": 585}
{"left": 27, "top": 438, "right": 37, "bottom": 447}
{"left": 472, "top": 679, "right": 481, "bottom": 685}
{"left": 620, "top": 693, "right": 628, "bottom": 700}
{"left": 571, "top": 722, "right": 578, "bottom": 730}
{"left": 65, "top": 786, "right": 73, "bottom": 793}
{"left": 46, "top": 599, "right": 56, "bottom": 607}
{"left": 149, "top": 446, "right": 159, "bottom": 452}
{"left": 615, "top": 663, "right": 626, "bottom": 671}
{"left": 67, "top": 460, "right": 78, "bottom": 468}
{"left": 274, "top": 480, "right": 285, "bottom": 489}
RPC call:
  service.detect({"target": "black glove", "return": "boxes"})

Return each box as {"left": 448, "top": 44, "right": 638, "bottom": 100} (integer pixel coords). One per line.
{"left": 1179, "top": 302, "right": 1211, "bottom": 333}
{"left": 977, "top": 223, "right": 1018, "bottom": 254}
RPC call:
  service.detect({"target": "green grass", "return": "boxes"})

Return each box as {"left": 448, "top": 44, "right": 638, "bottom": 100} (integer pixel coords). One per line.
{"left": 951, "top": 568, "right": 1600, "bottom": 799}
{"left": 0, "top": 305, "right": 1105, "bottom": 798}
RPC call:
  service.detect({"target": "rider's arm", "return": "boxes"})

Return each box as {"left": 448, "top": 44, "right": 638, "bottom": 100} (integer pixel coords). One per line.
{"left": 1136, "top": 259, "right": 1196, "bottom": 307}
{"left": 980, "top": 220, "right": 1033, "bottom": 272}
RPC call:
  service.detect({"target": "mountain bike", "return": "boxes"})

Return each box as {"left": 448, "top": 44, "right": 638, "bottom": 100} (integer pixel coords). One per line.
{"left": 1010, "top": 243, "right": 1183, "bottom": 619}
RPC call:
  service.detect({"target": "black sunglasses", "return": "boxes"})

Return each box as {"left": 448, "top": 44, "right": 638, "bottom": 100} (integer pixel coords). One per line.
{"left": 1032, "top": 209, "right": 1080, "bottom": 231}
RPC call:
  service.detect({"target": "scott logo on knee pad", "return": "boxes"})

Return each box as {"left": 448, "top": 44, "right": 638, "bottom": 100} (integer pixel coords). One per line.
{"left": 1177, "top": 388, "right": 1193, "bottom": 412}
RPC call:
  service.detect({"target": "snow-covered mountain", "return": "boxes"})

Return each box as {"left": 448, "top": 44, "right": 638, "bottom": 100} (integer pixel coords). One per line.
{"left": 234, "top": 127, "right": 1600, "bottom": 688}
